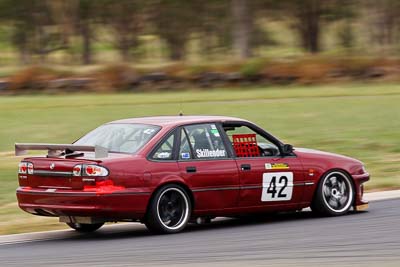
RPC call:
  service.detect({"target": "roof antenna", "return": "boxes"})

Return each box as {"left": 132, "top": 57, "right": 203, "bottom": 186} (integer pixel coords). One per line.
{"left": 179, "top": 99, "right": 183, "bottom": 116}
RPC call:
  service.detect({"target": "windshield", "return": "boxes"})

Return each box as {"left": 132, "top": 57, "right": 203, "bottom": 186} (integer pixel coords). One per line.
{"left": 74, "top": 123, "right": 161, "bottom": 154}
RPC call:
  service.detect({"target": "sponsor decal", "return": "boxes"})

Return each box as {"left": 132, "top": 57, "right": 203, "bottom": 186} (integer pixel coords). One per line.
{"left": 196, "top": 149, "right": 226, "bottom": 158}
{"left": 210, "top": 125, "right": 220, "bottom": 136}
{"left": 157, "top": 152, "right": 171, "bottom": 159}
{"left": 265, "top": 163, "right": 289, "bottom": 170}
{"left": 144, "top": 129, "right": 156, "bottom": 134}
{"left": 50, "top": 163, "right": 55, "bottom": 170}
{"left": 210, "top": 129, "right": 220, "bottom": 137}
{"left": 181, "top": 152, "right": 190, "bottom": 159}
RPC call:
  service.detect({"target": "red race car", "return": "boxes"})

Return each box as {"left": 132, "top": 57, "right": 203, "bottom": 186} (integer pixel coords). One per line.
{"left": 16, "top": 116, "right": 369, "bottom": 234}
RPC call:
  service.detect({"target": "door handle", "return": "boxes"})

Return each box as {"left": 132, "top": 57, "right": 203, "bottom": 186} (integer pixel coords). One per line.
{"left": 241, "top": 164, "right": 251, "bottom": 171}
{"left": 186, "top": 166, "right": 197, "bottom": 173}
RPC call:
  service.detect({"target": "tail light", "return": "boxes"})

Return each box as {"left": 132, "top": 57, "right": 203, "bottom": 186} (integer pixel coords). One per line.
{"left": 73, "top": 164, "right": 122, "bottom": 194}
{"left": 27, "top": 163, "right": 34, "bottom": 174}
{"left": 85, "top": 165, "right": 108, "bottom": 176}
{"left": 72, "top": 165, "right": 82, "bottom": 176}
{"left": 72, "top": 164, "right": 109, "bottom": 177}
{"left": 18, "top": 162, "right": 33, "bottom": 174}
{"left": 18, "top": 162, "right": 27, "bottom": 174}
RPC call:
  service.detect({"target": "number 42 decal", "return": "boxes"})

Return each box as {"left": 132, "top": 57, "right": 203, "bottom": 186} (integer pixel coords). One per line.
{"left": 262, "top": 172, "right": 293, "bottom": 201}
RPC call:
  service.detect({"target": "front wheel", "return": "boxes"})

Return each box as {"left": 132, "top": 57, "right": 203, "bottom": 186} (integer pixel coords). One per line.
{"left": 145, "top": 184, "right": 191, "bottom": 234}
{"left": 311, "top": 171, "right": 354, "bottom": 216}
{"left": 66, "top": 222, "right": 104, "bottom": 233}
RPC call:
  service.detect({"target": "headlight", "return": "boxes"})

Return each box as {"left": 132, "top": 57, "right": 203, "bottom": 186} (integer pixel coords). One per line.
{"left": 361, "top": 165, "right": 367, "bottom": 174}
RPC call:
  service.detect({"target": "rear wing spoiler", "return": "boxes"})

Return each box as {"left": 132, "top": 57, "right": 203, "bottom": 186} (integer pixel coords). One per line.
{"left": 15, "top": 143, "right": 109, "bottom": 158}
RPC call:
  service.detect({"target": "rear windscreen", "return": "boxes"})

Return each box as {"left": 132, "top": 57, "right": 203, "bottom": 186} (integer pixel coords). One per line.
{"left": 74, "top": 123, "right": 161, "bottom": 154}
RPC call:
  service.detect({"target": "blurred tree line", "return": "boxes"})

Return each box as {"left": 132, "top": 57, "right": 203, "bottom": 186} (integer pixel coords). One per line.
{"left": 0, "top": 0, "right": 399, "bottom": 65}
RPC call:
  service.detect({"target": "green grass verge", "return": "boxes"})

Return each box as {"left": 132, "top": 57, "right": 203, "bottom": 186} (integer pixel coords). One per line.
{"left": 0, "top": 83, "right": 399, "bottom": 234}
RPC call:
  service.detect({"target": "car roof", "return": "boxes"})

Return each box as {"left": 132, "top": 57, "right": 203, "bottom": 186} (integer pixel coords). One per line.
{"left": 109, "top": 115, "right": 248, "bottom": 127}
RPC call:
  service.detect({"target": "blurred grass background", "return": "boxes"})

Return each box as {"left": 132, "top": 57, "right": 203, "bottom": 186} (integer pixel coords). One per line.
{"left": 0, "top": 84, "right": 399, "bottom": 234}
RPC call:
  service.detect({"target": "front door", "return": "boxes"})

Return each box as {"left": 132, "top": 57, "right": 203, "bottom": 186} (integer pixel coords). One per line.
{"left": 222, "top": 122, "right": 305, "bottom": 210}
{"left": 236, "top": 157, "right": 304, "bottom": 209}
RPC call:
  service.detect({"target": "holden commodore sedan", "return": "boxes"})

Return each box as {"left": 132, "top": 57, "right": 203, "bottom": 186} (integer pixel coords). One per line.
{"left": 16, "top": 116, "right": 369, "bottom": 234}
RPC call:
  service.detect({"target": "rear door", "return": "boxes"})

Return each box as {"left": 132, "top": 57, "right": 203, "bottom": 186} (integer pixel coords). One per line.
{"left": 222, "top": 122, "right": 305, "bottom": 210}
{"left": 177, "top": 123, "right": 240, "bottom": 211}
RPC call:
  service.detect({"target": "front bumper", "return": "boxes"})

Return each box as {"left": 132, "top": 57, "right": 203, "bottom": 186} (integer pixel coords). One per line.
{"left": 352, "top": 172, "right": 370, "bottom": 210}
{"left": 16, "top": 187, "right": 151, "bottom": 220}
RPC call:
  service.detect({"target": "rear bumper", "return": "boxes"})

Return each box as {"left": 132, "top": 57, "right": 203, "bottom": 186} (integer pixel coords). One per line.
{"left": 16, "top": 187, "right": 150, "bottom": 220}
{"left": 352, "top": 172, "right": 370, "bottom": 209}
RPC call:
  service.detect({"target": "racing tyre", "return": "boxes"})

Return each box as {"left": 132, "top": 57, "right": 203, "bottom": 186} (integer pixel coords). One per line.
{"left": 145, "top": 184, "right": 191, "bottom": 234}
{"left": 66, "top": 222, "right": 104, "bottom": 233}
{"left": 311, "top": 170, "right": 354, "bottom": 216}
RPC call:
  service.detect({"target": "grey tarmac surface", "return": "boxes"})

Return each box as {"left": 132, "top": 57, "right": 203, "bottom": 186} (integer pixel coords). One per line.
{"left": 1, "top": 198, "right": 400, "bottom": 267}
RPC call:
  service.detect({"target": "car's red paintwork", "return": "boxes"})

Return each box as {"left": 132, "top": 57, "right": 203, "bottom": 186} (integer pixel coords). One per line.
{"left": 16, "top": 116, "right": 369, "bottom": 222}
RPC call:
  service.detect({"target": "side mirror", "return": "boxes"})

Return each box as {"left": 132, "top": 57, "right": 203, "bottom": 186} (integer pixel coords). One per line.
{"left": 282, "top": 144, "right": 294, "bottom": 155}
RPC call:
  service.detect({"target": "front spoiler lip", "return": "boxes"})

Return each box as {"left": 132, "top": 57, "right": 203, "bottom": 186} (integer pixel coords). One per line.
{"left": 355, "top": 203, "right": 369, "bottom": 211}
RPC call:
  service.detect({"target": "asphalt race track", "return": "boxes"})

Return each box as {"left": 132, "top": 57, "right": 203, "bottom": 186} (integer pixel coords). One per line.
{"left": 1, "top": 198, "right": 399, "bottom": 267}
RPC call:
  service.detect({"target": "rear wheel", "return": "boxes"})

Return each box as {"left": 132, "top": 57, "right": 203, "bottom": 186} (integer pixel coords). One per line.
{"left": 311, "top": 171, "right": 354, "bottom": 216}
{"left": 145, "top": 184, "right": 191, "bottom": 234}
{"left": 66, "top": 222, "right": 104, "bottom": 233}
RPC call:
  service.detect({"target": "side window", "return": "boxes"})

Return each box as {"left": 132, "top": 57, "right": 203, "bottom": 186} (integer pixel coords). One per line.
{"left": 223, "top": 124, "right": 280, "bottom": 157}
{"left": 151, "top": 132, "right": 175, "bottom": 160}
{"left": 179, "top": 128, "right": 192, "bottom": 160}
{"left": 184, "top": 124, "right": 228, "bottom": 159}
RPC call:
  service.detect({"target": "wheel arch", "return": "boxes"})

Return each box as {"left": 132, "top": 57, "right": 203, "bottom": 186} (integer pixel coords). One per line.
{"left": 146, "top": 181, "right": 195, "bottom": 216}
{"left": 311, "top": 168, "right": 356, "bottom": 205}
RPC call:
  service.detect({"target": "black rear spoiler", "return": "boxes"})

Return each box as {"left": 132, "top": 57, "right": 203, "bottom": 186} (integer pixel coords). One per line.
{"left": 15, "top": 143, "right": 109, "bottom": 158}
